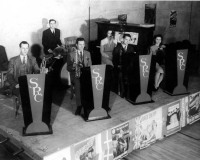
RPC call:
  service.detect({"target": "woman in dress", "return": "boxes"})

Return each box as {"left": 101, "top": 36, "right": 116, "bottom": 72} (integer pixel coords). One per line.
{"left": 149, "top": 34, "right": 166, "bottom": 90}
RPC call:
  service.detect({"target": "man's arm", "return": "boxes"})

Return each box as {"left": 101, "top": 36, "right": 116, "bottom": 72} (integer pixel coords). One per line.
{"left": 67, "top": 52, "right": 76, "bottom": 72}
{"left": 56, "top": 29, "right": 62, "bottom": 46}
{"left": 42, "top": 31, "right": 48, "bottom": 49}
{"left": 6, "top": 58, "right": 18, "bottom": 89}
{"left": 100, "top": 40, "right": 109, "bottom": 58}
{"left": 42, "top": 31, "right": 54, "bottom": 54}
{"left": 32, "top": 57, "right": 40, "bottom": 74}
{"left": 86, "top": 51, "right": 92, "bottom": 66}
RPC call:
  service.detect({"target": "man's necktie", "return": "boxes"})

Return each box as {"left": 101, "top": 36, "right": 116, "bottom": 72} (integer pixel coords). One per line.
{"left": 80, "top": 51, "right": 83, "bottom": 62}
{"left": 22, "top": 56, "right": 26, "bottom": 64}
{"left": 124, "top": 45, "right": 127, "bottom": 52}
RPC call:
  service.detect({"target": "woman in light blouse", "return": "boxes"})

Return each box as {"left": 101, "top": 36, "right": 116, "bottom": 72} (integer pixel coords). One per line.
{"left": 100, "top": 30, "right": 117, "bottom": 66}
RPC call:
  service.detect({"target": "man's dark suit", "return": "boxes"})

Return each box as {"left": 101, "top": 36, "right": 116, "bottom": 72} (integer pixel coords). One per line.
{"left": 42, "top": 28, "right": 62, "bottom": 55}
{"left": 7, "top": 55, "right": 40, "bottom": 95}
{"left": 112, "top": 43, "right": 136, "bottom": 98}
{"left": 67, "top": 49, "right": 92, "bottom": 108}
{"left": 0, "top": 45, "right": 8, "bottom": 71}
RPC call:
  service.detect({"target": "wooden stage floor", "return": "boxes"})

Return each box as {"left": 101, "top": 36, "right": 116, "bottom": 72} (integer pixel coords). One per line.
{"left": 0, "top": 75, "right": 200, "bottom": 160}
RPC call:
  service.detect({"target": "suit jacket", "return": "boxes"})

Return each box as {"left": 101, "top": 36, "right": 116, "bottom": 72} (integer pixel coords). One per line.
{"left": 0, "top": 45, "right": 8, "bottom": 71}
{"left": 67, "top": 49, "right": 92, "bottom": 81}
{"left": 42, "top": 28, "right": 62, "bottom": 55}
{"left": 112, "top": 43, "right": 136, "bottom": 74}
{"left": 7, "top": 55, "right": 40, "bottom": 89}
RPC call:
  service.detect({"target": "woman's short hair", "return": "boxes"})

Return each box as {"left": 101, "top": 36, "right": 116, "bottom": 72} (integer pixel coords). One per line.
{"left": 153, "top": 34, "right": 163, "bottom": 44}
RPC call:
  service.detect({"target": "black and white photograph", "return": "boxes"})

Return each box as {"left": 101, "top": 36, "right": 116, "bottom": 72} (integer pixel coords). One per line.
{"left": 0, "top": 1, "right": 200, "bottom": 160}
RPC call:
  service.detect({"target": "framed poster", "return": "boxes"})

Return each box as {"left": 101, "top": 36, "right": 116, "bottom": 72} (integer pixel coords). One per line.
{"left": 180, "top": 96, "right": 188, "bottom": 127}
{"left": 101, "top": 122, "right": 132, "bottom": 160}
{"left": 163, "top": 100, "right": 181, "bottom": 136}
{"left": 114, "top": 31, "right": 139, "bottom": 45}
{"left": 73, "top": 136, "right": 99, "bottom": 160}
{"left": 145, "top": 3, "right": 156, "bottom": 24}
{"left": 170, "top": 10, "right": 177, "bottom": 28}
{"left": 132, "top": 108, "right": 162, "bottom": 150}
{"left": 111, "top": 122, "right": 131, "bottom": 160}
{"left": 186, "top": 92, "right": 200, "bottom": 124}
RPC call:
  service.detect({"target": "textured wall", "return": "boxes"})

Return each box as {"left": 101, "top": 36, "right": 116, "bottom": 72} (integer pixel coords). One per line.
{"left": 0, "top": 0, "right": 199, "bottom": 59}
{"left": 0, "top": 0, "right": 89, "bottom": 59}
{"left": 90, "top": 1, "right": 200, "bottom": 47}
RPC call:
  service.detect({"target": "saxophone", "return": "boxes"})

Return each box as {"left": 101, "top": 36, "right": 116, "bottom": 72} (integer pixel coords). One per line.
{"left": 40, "top": 57, "right": 47, "bottom": 74}
{"left": 74, "top": 49, "right": 83, "bottom": 78}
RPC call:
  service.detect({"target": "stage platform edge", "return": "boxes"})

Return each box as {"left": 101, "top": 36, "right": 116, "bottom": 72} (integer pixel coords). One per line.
{"left": 0, "top": 75, "right": 200, "bottom": 160}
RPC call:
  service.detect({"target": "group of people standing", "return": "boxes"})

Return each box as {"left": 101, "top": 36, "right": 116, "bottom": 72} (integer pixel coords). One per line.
{"left": 4, "top": 18, "right": 165, "bottom": 117}
{"left": 100, "top": 30, "right": 165, "bottom": 99}
{"left": 5, "top": 19, "right": 93, "bottom": 116}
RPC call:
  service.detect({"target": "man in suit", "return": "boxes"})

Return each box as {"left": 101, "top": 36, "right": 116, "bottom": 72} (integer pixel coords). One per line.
{"left": 112, "top": 34, "right": 137, "bottom": 98}
{"left": 67, "top": 38, "right": 92, "bottom": 115}
{"left": 42, "top": 19, "right": 62, "bottom": 55}
{"left": 6, "top": 41, "right": 40, "bottom": 99}
{"left": 0, "top": 45, "right": 8, "bottom": 71}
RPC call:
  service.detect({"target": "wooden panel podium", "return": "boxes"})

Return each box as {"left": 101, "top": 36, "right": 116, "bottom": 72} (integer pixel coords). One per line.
{"left": 164, "top": 49, "right": 189, "bottom": 95}
{"left": 127, "top": 55, "right": 153, "bottom": 104}
{"left": 80, "top": 65, "right": 112, "bottom": 121}
{"left": 18, "top": 74, "right": 53, "bottom": 136}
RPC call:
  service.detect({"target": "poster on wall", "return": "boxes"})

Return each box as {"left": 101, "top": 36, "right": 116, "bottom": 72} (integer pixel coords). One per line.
{"left": 125, "top": 32, "right": 139, "bottom": 45}
{"left": 73, "top": 136, "right": 99, "bottom": 160}
{"left": 180, "top": 96, "right": 188, "bottom": 127}
{"left": 111, "top": 122, "right": 131, "bottom": 160}
{"left": 170, "top": 10, "right": 177, "bottom": 28}
{"left": 132, "top": 108, "right": 163, "bottom": 150}
{"left": 101, "top": 129, "right": 113, "bottom": 160}
{"left": 145, "top": 3, "right": 156, "bottom": 24}
{"left": 43, "top": 147, "right": 71, "bottom": 160}
{"left": 114, "top": 31, "right": 139, "bottom": 45}
{"left": 162, "top": 100, "right": 181, "bottom": 136}
{"left": 186, "top": 92, "right": 200, "bottom": 124}
{"left": 101, "top": 122, "right": 132, "bottom": 160}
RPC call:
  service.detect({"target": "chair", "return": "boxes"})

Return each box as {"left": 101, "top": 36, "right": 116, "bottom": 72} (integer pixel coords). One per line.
{"left": 0, "top": 45, "right": 9, "bottom": 88}
{"left": 0, "top": 71, "right": 7, "bottom": 88}
{"left": 64, "top": 36, "right": 77, "bottom": 53}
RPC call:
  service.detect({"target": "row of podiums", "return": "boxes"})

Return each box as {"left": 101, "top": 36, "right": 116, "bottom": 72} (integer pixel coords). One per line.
{"left": 19, "top": 49, "right": 189, "bottom": 136}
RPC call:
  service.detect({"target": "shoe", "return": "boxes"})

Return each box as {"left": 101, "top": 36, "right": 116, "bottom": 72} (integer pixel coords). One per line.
{"left": 152, "top": 85, "right": 159, "bottom": 91}
{"left": 75, "top": 105, "right": 82, "bottom": 115}
{"left": 107, "top": 107, "right": 111, "bottom": 113}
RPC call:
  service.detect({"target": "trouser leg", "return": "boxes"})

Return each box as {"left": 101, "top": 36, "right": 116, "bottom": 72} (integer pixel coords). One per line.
{"left": 74, "top": 78, "right": 81, "bottom": 107}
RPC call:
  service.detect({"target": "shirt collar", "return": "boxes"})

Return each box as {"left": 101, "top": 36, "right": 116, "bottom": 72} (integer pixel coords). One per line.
{"left": 78, "top": 50, "right": 83, "bottom": 54}
{"left": 20, "top": 54, "right": 27, "bottom": 58}
{"left": 51, "top": 28, "right": 55, "bottom": 32}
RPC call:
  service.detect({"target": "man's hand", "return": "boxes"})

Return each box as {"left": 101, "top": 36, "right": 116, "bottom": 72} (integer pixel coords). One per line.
{"left": 57, "top": 44, "right": 65, "bottom": 48}
{"left": 73, "top": 61, "right": 83, "bottom": 68}
{"left": 48, "top": 49, "right": 53, "bottom": 53}
{"left": 15, "top": 84, "right": 19, "bottom": 88}
{"left": 102, "top": 53, "right": 109, "bottom": 58}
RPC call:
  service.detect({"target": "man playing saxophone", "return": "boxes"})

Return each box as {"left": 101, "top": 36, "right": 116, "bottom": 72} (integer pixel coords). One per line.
{"left": 67, "top": 38, "right": 92, "bottom": 115}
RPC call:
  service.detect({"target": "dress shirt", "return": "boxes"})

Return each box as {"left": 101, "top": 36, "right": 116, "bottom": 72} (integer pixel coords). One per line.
{"left": 50, "top": 29, "right": 55, "bottom": 34}
{"left": 20, "top": 55, "right": 27, "bottom": 64}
